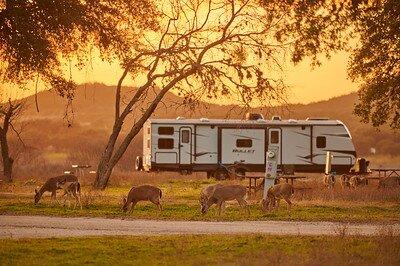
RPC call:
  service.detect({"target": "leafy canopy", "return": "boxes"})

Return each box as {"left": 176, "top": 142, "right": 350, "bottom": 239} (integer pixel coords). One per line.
{"left": 0, "top": 0, "right": 158, "bottom": 94}
{"left": 261, "top": 0, "right": 400, "bottom": 129}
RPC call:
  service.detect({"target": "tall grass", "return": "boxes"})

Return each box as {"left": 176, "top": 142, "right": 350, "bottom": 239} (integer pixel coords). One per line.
{"left": 294, "top": 182, "right": 400, "bottom": 203}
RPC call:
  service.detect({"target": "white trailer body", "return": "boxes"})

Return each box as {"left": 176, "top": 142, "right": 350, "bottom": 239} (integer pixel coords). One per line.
{"left": 141, "top": 117, "right": 356, "bottom": 176}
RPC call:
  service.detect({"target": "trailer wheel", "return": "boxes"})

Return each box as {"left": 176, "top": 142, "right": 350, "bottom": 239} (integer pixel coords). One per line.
{"left": 227, "top": 163, "right": 247, "bottom": 179}
{"left": 213, "top": 169, "right": 229, "bottom": 180}
{"left": 207, "top": 172, "right": 213, "bottom": 179}
{"left": 180, "top": 169, "right": 192, "bottom": 175}
{"left": 135, "top": 156, "right": 143, "bottom": 171}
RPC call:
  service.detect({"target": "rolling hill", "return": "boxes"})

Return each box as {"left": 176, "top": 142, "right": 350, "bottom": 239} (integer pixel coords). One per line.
{"left": 10, "top": 83, "right": 400, "bottom": 177}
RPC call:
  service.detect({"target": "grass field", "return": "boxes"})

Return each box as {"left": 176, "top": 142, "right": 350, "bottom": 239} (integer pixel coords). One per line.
{"left": 1, "top": 233, "right": 399, "bottom": 265}
{"left": 1, "top": 176, "right": 399, "bottom": 223}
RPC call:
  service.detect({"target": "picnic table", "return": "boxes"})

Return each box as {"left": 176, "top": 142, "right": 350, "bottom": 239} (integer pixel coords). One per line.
{"left": 370, "top": 168, "right": 400, "bottom": 179}
{"left": 281, "top": 175, "right": 307, "bottom": 185}
{"left": 246, "top": 175, "right": 264, "bottom": 195}
{"left": 245, "top": 174, "right": 307, "bottom": 195}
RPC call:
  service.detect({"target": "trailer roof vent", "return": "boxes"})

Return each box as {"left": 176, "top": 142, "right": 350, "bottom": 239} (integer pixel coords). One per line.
{"left": 176, "top": 116, "right": 185, "bottom": 120}
{"left": 245, "top": 113, "right": 264, "bottom": 120}
{"left": 271, "top": 115, "right": 281, "bottom": 121}
{"left": 288, "top": 119, "right": 297, "bottom": 123}
{"left": 306, "top": 117, "right": 329, "bottom": 121}
{"left": 200, "top": 117, "right": 209, "bottom": 122}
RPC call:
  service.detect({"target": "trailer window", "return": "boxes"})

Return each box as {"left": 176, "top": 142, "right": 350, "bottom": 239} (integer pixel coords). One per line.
{"left": 316, "top": 136, "right": 326, "bottom": 148}
{"left": 270, "top": 131, "right": 279, "bottom": 144}
{"left": 158, "top": 138, "right": 174, "bottom": 149}
{"left": 181, "top": 130, "right": 190, "bottom": 143}
{"left": 236, "top": 139, "right": 252, "bottom": 148}
{"left": 158, "top": 127, "right": 174, "bottom": 135}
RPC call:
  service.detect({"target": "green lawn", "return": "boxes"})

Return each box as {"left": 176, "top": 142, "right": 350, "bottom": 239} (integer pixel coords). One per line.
{"left": 1, "top": 198, "right": 399, "bottom": 223}
{"left": 1, "top": 234, "right": 399, "bottom": 265}
{"left": 1, "top": 179, "right": 399, "bottom": 222}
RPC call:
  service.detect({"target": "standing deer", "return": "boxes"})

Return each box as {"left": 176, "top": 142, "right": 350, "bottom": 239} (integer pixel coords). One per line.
{"left": 34, "top": 174, "right": 78, "bottom": 204}
{"left": 122, "top": 185, "right": 163, "bottom": 212}
{"left": 324, "top": 174, "right": 335, "bottom": 189}
{"left": 349, "top": 175, "right": 368, "bottom": 189}
{"left": 340, "top": 174, "right": 351, "bottom": 188}
{"left": 200, "top": 184, "right": 249, "bottom": 215}
{"left": 58, "top": 181, "right": 82, "bottom": 209}
{"left": 261, "top": 183, "right": 294, "bottom": 211}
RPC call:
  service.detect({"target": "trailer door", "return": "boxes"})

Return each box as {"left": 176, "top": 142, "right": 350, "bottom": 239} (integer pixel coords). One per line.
{"left": 179, "top": 127, "right": 192, "bottom": 165}
{"left": 268, "top": 128, "right": 281, "bottom": 165}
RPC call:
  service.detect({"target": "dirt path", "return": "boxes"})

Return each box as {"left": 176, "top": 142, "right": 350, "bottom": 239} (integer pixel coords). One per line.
{"left": 1, "top": 215, "right": 399, "bottom": 239}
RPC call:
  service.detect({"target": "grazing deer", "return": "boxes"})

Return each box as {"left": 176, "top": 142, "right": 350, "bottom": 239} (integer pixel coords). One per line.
{"left": 261, "top": 183, "right": 294, "bottom": 211}
{"left": 58, "top": 181, "right": 82, "bottom": 209}
{"left": 324, "top": 174, "right": 335, "bottom": 189}
{"left": 34, "top": 174, "right": 78, "bottom": 204}
{"left": 349, "top": 175, "right": 368, "bottom": 189}
{"left": 122, "top": 185, "right": 163, "bottom": 212}
{"left": 340, "top": 174, "right": 351, "bottom": 188}
{"left": 200, "top": 184, "right": 249, "bottom": 215}
{"left": 378, "top": 176, "right": 400, "bottom": 189}
{"left": 199, "top": 184, "right": 223, "bottom": 207}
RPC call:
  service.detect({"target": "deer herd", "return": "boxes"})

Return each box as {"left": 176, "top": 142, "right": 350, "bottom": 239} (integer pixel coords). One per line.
{"left": 33, "top": 173, "right": 295, "bottom": 215}
{"left": 33, "top": 172, "right": 398, "bottom": 215}
{"left": 324, "top": 173, "right": 399, "bottom": 189}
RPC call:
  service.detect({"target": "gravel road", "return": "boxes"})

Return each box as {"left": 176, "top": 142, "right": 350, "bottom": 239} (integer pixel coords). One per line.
{"left": 0, "top": 215, "right": 398, "bottom": 239}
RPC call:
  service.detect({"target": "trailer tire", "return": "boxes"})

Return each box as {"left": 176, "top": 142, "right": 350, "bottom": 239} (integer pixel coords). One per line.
{"left": 227, "top": 163, "right": 247, "bottom": 179}
{"left": 234, "top": 168, "right": 246, "bottom": 179}
{"left": 180, "top": 169, "right": 192, "bottom": 175}
{"left": 213, "top": 169, "right": 229, "bottom": 180}
{"left": 135, "top": 156, "right": 143, "bottom": 171}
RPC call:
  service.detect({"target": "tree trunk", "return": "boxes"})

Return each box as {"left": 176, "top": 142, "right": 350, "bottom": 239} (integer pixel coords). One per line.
{"left": 93, "top": 124, "right": 123, "bottom": 189}
{"left": 0, "top": 133, "right": 13, "bottom": 183}
{"left": 3, "top": 156, "right": 13, "bottom": 183}
{"left": 93, "top": 68, "right": 196, "bottom": 189}
{"left": 93, "top": 159, "right": 113, "bottom": 189}
{"left": 0, "top": 100, "right": 22, "bottom": 183}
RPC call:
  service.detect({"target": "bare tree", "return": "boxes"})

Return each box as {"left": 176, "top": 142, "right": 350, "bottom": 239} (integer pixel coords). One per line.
{"left": 0, "top": 99, "right": 24, "bottom": 182}
{"left": 93, "top": 0, "right": 293, "bottom": 189}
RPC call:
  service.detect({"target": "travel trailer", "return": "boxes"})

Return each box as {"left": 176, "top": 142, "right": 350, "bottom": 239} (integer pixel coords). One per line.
{"left": 136, "top": 115, "right": 357, "bottom": 179}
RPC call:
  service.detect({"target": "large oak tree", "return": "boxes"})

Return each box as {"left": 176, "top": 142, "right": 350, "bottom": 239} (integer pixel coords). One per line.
{"left": 266, "top": 0, "right": 400, "bottom": 129}
{"left": 94, "top": 0, "right": 400, "bottom": 188}
{"left": 93, "top": 0, "right": 341, "bottom": 188}
{"left": 0, "top": 0, "right": 157, "bottom": 181}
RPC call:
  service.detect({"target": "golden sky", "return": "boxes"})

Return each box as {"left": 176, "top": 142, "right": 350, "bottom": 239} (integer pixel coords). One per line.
{"left": 3, "top": 51, "right": 357, "bottom": 104}
{"left": 285, "top": 52, "right": 358, "bottom": 103}
{"left": 75, "top": 51, "right": 358, "bottom": 104}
